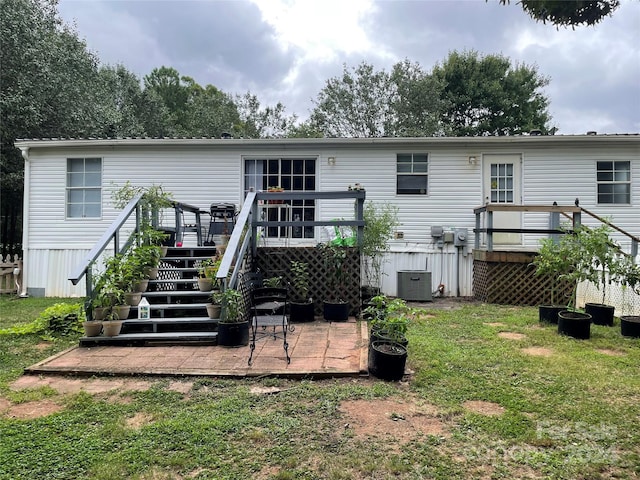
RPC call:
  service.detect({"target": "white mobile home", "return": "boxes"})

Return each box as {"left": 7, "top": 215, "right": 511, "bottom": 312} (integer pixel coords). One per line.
{"left": 15, "top": 135, "right": 640, "bottom": 299}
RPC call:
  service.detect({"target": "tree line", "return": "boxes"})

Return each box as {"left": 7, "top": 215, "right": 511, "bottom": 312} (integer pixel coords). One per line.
{"left": 1, "top": 0, "right": 616, "bottom": 257}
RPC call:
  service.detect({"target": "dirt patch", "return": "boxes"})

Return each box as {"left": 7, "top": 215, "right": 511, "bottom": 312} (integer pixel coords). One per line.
{"left": 484, "top": 322, "right": 506, "bottom": 327}
{"left": 168, "top": 380, "right": 193, "bottom": 395}
{"left": 521, "top": 347, "right": 554, "bottom": 357}
{"left": 498, "top": 332, "right": 526, "bottom": 340}
{"left": 0, "top": 397, "right": 11, "bottom": 413}
{"left": 339, "top": 397, "right": 446, "bottom": 445}
{"left": 126, "top": 412, "right": 154, "bottom": 429}
{"left": 596, "top": 349, "right": 626, "bottom": 357}
{"left": 34, "top": 342, "right": 52, "bottom": 351}
{"left": 463, "top": 400, "right": 505, "bottom": 416}
{"left": 6, "top": 400, "right": 63, "bottom": 419}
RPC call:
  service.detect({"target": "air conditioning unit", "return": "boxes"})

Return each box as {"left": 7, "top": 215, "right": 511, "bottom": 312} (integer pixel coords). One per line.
{"left": 397, "top": 271, "right": 432, "bottom": 302}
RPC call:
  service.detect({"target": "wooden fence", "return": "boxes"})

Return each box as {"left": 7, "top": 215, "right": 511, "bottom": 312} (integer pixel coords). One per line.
{"left": 0, "top": 255, "right": 22, "bottom": 294}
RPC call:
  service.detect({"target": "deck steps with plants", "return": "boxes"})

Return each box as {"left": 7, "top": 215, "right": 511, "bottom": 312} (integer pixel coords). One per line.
{"left": 80, "top": 246, "right": 220, "bottom": 347}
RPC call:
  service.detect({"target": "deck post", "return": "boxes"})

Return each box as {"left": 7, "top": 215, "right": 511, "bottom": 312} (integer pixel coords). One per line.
{"left": 550, "top": 211, "right": 560, "bottom": 242}
{"left": 487, "top": 210, "right": 494, "bottom": 252}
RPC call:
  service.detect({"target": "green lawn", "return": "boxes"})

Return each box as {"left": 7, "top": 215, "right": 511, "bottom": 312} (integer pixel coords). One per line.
{"left": 1, "top": 296, "right": 638, "bottom": 480}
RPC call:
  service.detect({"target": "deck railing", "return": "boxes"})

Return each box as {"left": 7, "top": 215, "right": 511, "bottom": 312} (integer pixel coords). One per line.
{"left": 473, "top": 201, "right": 638, "bottom": 259}
{"left": 217, "top": 189, "right": 367, "bottom": 291}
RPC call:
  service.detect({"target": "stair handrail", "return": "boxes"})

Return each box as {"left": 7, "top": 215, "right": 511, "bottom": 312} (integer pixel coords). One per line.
{"left": 69, "top": 192, "right": 144, "bottom": 290}
{"left": 217, "top": 191, "right": 256, "bottom": 290}
{"left": 578, "top": 204, "right": 639, "bottom": 259}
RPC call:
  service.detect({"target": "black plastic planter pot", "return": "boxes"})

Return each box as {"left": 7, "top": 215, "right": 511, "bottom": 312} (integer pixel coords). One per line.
{"left": 368, "top": 340, "right": 407, "bottom": 381}
{"left": 558, "top": 310, "right": 592, "bottom": 339}
{"left": 620, "top": 316, "right": 640, "bottom": 338}
{"left": 289, "top": 301, "right": 315, "bottom": 323}
{"left": 217, "top": 321, "right": 249, "bottom": 347}
{"left": 538, "top": 305, "right": 565, "bottom": 324}
{"left": 584, "top": 303, "right": 615, "bottom": 326}
{"left": 323, "top": 301, "right": 349, "bottom": 321}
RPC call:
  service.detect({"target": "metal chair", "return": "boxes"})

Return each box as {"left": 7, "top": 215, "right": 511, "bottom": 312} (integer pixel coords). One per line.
{"left": 248, "top": 287, "right": 292, "bottom": 365}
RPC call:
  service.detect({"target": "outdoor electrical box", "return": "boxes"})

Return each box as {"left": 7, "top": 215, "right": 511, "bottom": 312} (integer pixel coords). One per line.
{"left": 454, "top": 228, "right": 468, "bottom": 247}
{"left": 397, "top": 271, "right": 433, "bottom": 302}
{"left": 443, "top": 231, "right": 455, "bottom": 243}
{"left": 430, "top": 226, "right": 443, "bottom": 238}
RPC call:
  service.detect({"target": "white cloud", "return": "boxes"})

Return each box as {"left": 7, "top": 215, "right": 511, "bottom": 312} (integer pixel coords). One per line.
{"left": 251, "top": 0, "right": 377, "bottom": 61}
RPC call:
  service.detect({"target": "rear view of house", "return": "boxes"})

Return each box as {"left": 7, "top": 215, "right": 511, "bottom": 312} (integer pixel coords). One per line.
{"left": 15, "top": 134, "right": 640, "bottom": 303}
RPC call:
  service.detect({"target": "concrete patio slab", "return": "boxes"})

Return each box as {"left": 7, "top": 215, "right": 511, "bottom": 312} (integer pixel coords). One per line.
{"left": 24, "top": 319, "right": 369, "bottom": 379}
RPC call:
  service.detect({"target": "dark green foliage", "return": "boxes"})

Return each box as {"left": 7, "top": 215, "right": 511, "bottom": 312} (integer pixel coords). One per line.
{"left": 432, "top": 50, "right": 551, "bottom": 136}
{"left": 499, "top": 0, "right": 621, "bottom": 27}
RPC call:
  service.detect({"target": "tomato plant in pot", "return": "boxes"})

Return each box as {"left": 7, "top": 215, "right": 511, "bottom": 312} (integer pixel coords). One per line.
{"left": 364, "top": 295, "right": 409, "bottom": 345}
{"left": 289, "top": 261, "right": 314, "bottom": 322}
{"left": 578, "top": 224, "right": 626, "bottom": 326}
{"left": 217, "top": 288, "right": 249, "bottom": 347}
{"left": 361, "top": 201, "right": 399, "bottom": 308}
{"left": 318, "top": 243, "right": 350, "bottom": 321}
{"left": 549, "top": 226, "right": 596, "bottom": 339}
{"left": 532, "top": 232, "right": 576, "bottom": 324}
{"left": 617, "top": 257, "right": 640, "bottom": 337}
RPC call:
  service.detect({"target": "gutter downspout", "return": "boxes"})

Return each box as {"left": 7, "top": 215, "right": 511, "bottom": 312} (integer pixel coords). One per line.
{"left": 19, "top": 147, "right": 30, "bottom": 297}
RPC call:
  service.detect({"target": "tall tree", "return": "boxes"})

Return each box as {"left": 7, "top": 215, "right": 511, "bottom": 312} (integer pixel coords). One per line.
{"left": 0, "top": 0, "right": 106, "bottom": 256}
{"left": 498, "top": 0, "right": 621, "bottom": 27}
{"left": 432, "top": 50, "right": 551, "bottom": 136}
{"left": 94, "top": 65, "right": 146, "bottom": 137}
{"left": 390, "top": 60, "right": 447, "bottom": 137}
{"left": 309, "top": 61, "right": 446, "bottom": 138}
{"left": 235, "top": 93, "right": 297, "bottom": 139}
{"left": 309, "top": 62, "right": 396, "bottom": 138}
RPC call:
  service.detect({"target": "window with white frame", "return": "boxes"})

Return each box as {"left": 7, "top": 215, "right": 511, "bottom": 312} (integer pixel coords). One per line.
{"left": 597, "top": 161, "right": 630, "bottom": 204}
{"left": 490, "top": 163, "right": 514, "bottom": 203}
{"left": 66, "top": 158, "right": 102, "bottom": 218}
{"left": 244, "top": 158, "right": 316, "bottom": 238}
{"left": 397, "top": 153, "right": 428, "bottom": 194}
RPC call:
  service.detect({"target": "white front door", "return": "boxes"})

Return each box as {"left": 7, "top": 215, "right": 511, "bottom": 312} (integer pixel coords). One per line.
{"left": 483, "top": 154, "right": 522, "bottom": 245}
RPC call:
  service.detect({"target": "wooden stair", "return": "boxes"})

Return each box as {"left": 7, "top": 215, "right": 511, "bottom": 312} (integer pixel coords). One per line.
{"left": 80, "top": 246, "right": 220, "bottom": 347}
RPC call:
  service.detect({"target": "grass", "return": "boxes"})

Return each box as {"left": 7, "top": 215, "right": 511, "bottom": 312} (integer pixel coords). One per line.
{"left": 1, "top": 296, "right": 639, "bottom": 479}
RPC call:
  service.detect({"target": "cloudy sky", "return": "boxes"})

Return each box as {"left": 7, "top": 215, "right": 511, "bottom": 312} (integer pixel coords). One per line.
{"left": 58, "top": 0, "right": 640, "bottom": 135}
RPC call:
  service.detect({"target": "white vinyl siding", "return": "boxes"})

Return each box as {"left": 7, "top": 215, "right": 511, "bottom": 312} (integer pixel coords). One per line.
{"left": 66, "top": 158, "right": 102, "bottom": 218}
{"left": 18, "top": 136, "right": 639, "bottom": 297}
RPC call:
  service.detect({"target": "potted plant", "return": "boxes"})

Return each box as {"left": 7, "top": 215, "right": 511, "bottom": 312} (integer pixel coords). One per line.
{"left": 532, "top": 233, "right": 575, "bottom": 324}
{"left": 365, "top": 295, "right": 410, "bottom": 345}
{"left": 101, "top": 308, "right": 124, "bottom": 337}
{"left": 266, "top": 185, "right": 284, "bottom": 204}
{"left": 101, "top": 254, "right": 131, "bottom": 322}
{"left": 369, "top": 340, "right": 408, "bottom": 381}
{"left": 289, "top": 261, "right": 314, "bottom": 322}
{"left": 318, "top": 243, "right": 350, "bottom": 321}
{"left": 217, "top": 288, "right": 249, "bottom": 346}
{"left": 365, "top": 295, "right": 410, "bottom": 380}
{"left": 206, "top": 290, "right": 223, "bottom": 320}
{"left": 198, "top": 257, "right": 221, "bottom": 292}
{"left": 361, "top": 202, "right": 399, "bottom": 305}
{"left": 617, "top": 256, "right": 640, "bottom": 337}
{"left": 579, "top": 224, "right": 625, "bottom": 326}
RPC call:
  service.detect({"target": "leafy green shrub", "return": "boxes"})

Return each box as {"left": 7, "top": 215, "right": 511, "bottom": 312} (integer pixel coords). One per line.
{"left": 0, "top": 302, "right": 84, "bottom": 337}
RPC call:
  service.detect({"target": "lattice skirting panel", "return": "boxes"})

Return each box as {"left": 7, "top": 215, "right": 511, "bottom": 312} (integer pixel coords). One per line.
{"left": 473, "top": 250, "right": 573, "bottom": 306}
{"left": 255, "top": 247, "right": 361, "bottom": 317}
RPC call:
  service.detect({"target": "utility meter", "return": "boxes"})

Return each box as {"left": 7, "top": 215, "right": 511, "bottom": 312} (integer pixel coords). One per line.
{"left": 454, "top": 228, "right": 468, "bottom": 247}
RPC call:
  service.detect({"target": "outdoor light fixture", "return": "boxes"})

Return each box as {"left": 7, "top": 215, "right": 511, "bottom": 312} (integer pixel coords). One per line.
{"left": 468, "top": 155, "right": 478, "bottom": 165}
{"left": 327, "top": 156, "right": 336, "bottom": 166}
